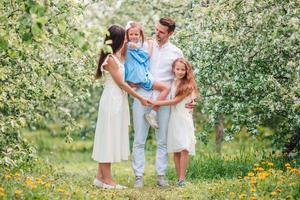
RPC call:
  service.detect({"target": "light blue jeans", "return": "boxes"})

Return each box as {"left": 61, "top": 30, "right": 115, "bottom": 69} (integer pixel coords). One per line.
{"left": 132, "top": 88, "right": 171, "bottom": 177}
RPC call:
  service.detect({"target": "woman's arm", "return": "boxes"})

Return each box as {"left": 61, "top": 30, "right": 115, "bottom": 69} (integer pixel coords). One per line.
{"left": 151, "top": 93, "right": 189, "bottom": 106}
{"left": 104, "top": 56, "right": 149, "bottom": 105}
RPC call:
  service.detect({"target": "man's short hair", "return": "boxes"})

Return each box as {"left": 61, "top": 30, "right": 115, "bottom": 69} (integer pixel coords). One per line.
{"left": 159, "top": 17, "right": 176, "bottom": 33}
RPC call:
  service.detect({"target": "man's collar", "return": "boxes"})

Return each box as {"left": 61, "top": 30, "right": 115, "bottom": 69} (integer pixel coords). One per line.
{"left": 154, "top": 40, "right": 170, "bottom": 48}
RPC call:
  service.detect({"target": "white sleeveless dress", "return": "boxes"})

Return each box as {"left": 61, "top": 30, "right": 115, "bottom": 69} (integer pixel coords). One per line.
{"left": 167, "top": 81, "right": 196, "bottom": 155}
{"left": 92, "top": 54, "right": 130, "bottom": 163}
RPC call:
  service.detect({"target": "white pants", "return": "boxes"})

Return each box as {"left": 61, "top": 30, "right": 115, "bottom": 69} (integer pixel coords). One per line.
{"left": 132, "top": 88, "right": 171, "bottom": 176}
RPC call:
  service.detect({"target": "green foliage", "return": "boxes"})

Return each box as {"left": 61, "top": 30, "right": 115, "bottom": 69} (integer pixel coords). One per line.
{"left": 0, "top": 0, "right": 105, "bottom": 168}
{"left": 173, "top": 0, "right": 300, "bottom": 149}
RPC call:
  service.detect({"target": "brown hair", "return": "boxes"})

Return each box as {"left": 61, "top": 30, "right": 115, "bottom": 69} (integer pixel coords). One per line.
{"left": 95, "top": 25, "right": 125, "bottom": 79}
{"left": 121, "top": 21, "right": 145, "bottom": 57}
{"left": 172, "top": 58, "right": 198, "bottom": 97}
{"left": 159, "top": 17, "right": 176, "bottom": 33}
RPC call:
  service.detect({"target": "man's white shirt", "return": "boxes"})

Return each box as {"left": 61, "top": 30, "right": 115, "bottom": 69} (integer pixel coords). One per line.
{"left": 150, "top": 40, "right": 183, "bottom": 87}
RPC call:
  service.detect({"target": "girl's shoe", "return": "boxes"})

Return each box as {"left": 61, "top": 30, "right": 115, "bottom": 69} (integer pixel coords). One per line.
{"left": 176, "top": 180, "right": 186, "bottom": 187}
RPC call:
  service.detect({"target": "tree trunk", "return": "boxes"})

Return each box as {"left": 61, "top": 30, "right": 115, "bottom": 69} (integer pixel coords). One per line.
{"left": 215, "top": 114, "right": 225, "bottom": 153}
{"left": 283, "top": 128, "right": 300, "bottom": 155}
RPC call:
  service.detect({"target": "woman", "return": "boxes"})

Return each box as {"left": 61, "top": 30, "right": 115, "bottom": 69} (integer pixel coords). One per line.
{"left": 92, "top": 25, "right": 150, "bottom": 189}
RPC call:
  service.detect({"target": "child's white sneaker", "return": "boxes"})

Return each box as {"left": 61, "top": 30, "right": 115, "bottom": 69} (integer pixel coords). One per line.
{"left": 144, "top": 111, "right": 159, "bottom": 129}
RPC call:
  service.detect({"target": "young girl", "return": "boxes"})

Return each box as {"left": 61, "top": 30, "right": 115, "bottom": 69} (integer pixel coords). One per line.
{"left": 92, "top": 25, "right": 149, "bottom": 189}
{"left": 123, "top": 21, "right": 170, "bottom": 129}
{"left": 151, "top": 58, "right": 198, "bottom": 186}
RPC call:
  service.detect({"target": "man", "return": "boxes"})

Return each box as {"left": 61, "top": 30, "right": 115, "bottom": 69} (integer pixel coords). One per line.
{"left": 132, "top": 17, "right": 183, "bottom": 187}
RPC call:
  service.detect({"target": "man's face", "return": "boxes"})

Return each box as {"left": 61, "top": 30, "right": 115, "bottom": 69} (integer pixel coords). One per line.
{"left": 155, "top": 23, "right": 173, "bottom": 44}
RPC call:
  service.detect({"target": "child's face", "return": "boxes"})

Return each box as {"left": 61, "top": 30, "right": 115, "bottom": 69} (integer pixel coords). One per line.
{"left": 128, "top": 27, "right": 141, "bottom": 43}
{"left": 173, "top": 62, "right": 187, "bottom": 79}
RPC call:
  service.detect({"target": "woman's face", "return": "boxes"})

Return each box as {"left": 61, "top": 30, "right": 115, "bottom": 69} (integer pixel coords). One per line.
{"left": 128, "top": 27, "right": 141, "bottom": 43}
{"left": 173, "top": 62, "right": 187, "bottom": 79}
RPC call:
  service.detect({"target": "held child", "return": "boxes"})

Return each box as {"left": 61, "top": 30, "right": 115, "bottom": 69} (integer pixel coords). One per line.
{"left": 123, "top": 21, "right": 170, "bottom": 129}
{"left": 151, "top": 58, "right": 198, "bottom": 186}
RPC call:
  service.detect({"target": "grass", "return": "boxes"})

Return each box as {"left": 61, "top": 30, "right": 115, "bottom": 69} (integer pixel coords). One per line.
{"left": 0, "top": 130, "right": 299, "bottom": 199}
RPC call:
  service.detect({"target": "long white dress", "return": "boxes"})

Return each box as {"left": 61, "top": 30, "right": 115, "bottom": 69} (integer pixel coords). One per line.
{"left": 92, "top": 54, "right": 130, "bottom": 163}
{"left": 167, "top": 81, "right": 196, "bottom": 155}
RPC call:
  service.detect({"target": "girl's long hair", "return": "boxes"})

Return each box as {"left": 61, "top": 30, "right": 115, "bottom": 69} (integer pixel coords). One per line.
{"left": 121, "top": 21, "right": 145, "bottom": 58}
{"left": 95, "top": 25, "right": 125, "bottom": 79}
{"left": 173, "top": 58, "right": 198, "bottom": 97}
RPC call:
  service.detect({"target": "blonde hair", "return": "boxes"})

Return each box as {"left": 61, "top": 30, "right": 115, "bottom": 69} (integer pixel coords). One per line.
{"left": 121, "top": 21, "right": 145, "bottom": 57}
{"left": 172, "top": 58, "right": 198, "bottom": 97}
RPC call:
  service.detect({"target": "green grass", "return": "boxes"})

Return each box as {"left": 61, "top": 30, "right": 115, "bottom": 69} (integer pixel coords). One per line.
{"left": 1, "top": 130, "right": 299, "bottom": 199}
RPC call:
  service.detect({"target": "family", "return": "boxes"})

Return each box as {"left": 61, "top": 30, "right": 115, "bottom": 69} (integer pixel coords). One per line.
{"left": 91, "top": 17, "right": 198, "bottom": 189}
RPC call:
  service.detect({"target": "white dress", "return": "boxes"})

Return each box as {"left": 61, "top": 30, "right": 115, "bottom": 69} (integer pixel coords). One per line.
{"left": 92, "top": 54, "right": 130, "bottom": 163}
{"left": 167, "top": 81, "right": 196, "bottom": 155}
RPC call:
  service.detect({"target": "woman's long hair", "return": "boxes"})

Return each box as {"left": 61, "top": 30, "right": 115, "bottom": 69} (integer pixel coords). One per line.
{"left": 173, "top": 58, "right": 198, "bottom": 97}
{"left": 95, "top": 25, "right": 125, "bottom": 79}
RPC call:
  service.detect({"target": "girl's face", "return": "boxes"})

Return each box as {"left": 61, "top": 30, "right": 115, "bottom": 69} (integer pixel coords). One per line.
{"left": 173, "top": 62, "right": 187, "bottom": 79}
{"left": 128, "top": 27, "right": 141, "bottom": 43}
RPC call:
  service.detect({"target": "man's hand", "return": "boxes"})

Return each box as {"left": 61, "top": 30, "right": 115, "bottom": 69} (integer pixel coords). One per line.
{"left": 185, "top": 99, "right": 196, "bottom": 109}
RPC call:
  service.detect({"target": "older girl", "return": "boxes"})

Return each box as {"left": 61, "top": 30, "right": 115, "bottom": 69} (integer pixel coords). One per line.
{"left": 151, "top": 58, "right": 198, "bottom": 186}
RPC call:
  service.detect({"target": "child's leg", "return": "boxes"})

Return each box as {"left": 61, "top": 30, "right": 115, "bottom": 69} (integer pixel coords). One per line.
{"left": 99, "top": 163, "right": 116, "bottom": 186}
{"left": 179, "top": 150, "right": 189, "bottom": 181}
{"left": 144, "top": 81, "right": 169, "bottom": 129}
{"left": 152, "top": 81, "right": 170, "bottom": 111}
{"left": 173, "top": 152, "right": 181, "bottom": 179}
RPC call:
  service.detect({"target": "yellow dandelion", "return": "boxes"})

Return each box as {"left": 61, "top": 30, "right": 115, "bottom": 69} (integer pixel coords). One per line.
{"left": 239, "top": 193, "right": 246, "bottom": 199}
{"left": 257, "top": 167, "right": 264, "bottom": 171}
{"left": 44, "top": 183, "right": 51, "bottom": 188}
{"left": 271, "top": 191, "right": 277, "bottom": 196}
{"left": 286, "top": 166, "right": 292, "bottom": 170}
{"left": 26, "top": 177, "right": 37, "bottom": 189}
{"left": 14, "top": 172, "right": 21, "bottom": 177}
{"left": 0, "top": 187, "right": 5, "bottom": 197}
{"left": 290, "top": 168, "right": 298, "bottom": 173}
{"left": 36, "top": 178, "right": 44, "bottom": 184}
{"left": 285, "top": 163, "right": 291, "bottom": 167}
{"left": 257, "top": 172, "right": 269, "bottom": 180}
{"left": 57, "top": 188, "right": 65, "bottom": 193}
{"left": 267, "top": 162, "right": 274, "bottom": 167}
{"left": 14, "top": 189, "right": 23, "bottom": 196}
{"left": 250, "top": 196, "right": 257, "bottom": 200}
{"left": 4, "top": 174, "right": 11, "bottom": 179}
{"left": 251, "top": 188, "right": 256, "bottom": 192}
{"left": 248, "top": 172, "right": 255, "bottom": 177}
{"left": 276, "top": 188, "right": 281, "bottom": 192}
{"left": 251, "top": 179, "right": 257, "bottom": 185}
{"left": 229, "top": 192, "right": 235, "bottom": 197}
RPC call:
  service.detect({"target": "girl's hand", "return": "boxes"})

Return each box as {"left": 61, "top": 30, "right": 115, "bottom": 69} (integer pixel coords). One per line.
{"left": 147, "top": 99, "right": 155, "bottom": 106}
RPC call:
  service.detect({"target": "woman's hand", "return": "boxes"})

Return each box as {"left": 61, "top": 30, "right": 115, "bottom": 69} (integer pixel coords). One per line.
{"left": 140, "top": 97, "right": 152, "bottom": 106}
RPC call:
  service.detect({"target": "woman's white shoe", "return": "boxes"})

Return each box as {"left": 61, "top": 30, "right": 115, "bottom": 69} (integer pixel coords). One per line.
{"left": 101, "top": 182, "right": 127, "bottom": 189}
{"left": 93, "top": 179, "right": 104, "bottom": 187}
